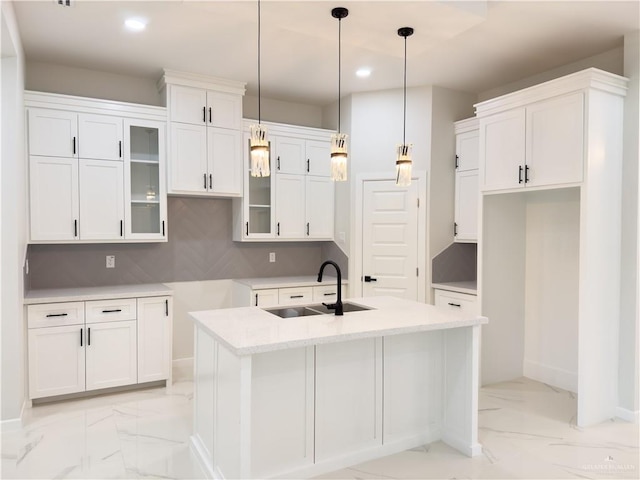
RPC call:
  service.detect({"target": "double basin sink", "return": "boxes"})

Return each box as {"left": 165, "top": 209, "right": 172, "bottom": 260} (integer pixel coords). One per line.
{"left": 265, "top": 302, "right": 372, "bottom": 318}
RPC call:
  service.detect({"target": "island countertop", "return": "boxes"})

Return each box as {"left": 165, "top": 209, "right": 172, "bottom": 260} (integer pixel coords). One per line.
{"left": 189, "top": 296, "right": 488, "bottom": 355}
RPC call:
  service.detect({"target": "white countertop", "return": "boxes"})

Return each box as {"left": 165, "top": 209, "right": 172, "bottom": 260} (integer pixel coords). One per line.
{"left": 189, "top": 296, "right": 488, "bottom": 356}
{"left": 24, "top": 283, "right": 173, "bottom": 304}
{"left": 234, "top": 275, "right": 347, "bottom": 289}
{"left": 432, "top": 281, "right": 477, "bottom": 295}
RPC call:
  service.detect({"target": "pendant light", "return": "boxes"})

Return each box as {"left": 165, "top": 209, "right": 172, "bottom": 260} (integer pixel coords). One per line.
{"left": 330, "top": 7, "right": 349, "bottom": 182}
{"left": 396, "top": 27, "right": 414, "bottom": 187}
{"left": 249, "top": 0, "right": 269, "bottom": 177}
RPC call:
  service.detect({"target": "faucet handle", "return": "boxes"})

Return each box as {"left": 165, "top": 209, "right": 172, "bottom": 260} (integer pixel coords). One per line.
{"left": 322, "top": 302, "right": 337, "bottom": 310}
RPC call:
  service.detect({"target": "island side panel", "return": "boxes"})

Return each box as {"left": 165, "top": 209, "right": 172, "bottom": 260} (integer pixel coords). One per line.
{"left": 442, "top": 325, "right": 482, "bottom": 456}
{"left": 250, "top": 347, "right": 314, "bottom": 478}
{"left": 383, "top": 331, "right": 444, "bottom": 447}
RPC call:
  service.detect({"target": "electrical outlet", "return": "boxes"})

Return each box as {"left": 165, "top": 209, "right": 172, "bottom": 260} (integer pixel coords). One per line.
{"left": 106, "top": 255, "right": 115, "bottom": 269}
{"left": 269, "top": 252, "right": 276, "bottom": 263}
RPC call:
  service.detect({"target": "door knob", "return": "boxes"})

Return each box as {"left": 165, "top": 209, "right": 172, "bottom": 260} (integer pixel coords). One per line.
{"left": 364, "top": 276, "right": 377, "bottom": 282}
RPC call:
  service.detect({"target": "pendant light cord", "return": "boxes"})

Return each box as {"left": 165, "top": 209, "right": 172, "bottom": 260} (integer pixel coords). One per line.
{"left": 257, "top": 0, "right": 261, "bottom": 124}
{"left": 403, "top": 33, "right": 407, "bottom": 145}
{"left": 338, "top": 16, "right": 342, "bottom": 134}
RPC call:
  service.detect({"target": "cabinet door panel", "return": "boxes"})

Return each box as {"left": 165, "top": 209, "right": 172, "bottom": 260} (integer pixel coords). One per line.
{"left": 305, "top": 176, "right": 334, "bottom": 239}
{"left": 207, "top": 91, "right": 242, "bottom": 130}
{"left": 306, "top": 140, "right": 331, "bottom": 177}
{"left": 275, "top": 174, "right": 305, "bottom": 238}
{"left": 208, "top": 127, "right": 242, "bottom": 195}
{"left": 454, "top": 170, "right": 479, "bottom": 242}
{"left": 169, "top": 123, "right": 208, "bottom": 194}
{"left": 170, "top": 85, "right": 207, "bottom": 125}
{"left": 526, "top": 92, "right": 584, "bottom": 187}
{"left": 28, "top": 109, "right": 77, "bottom": 158}
{"left": 85, "top": 320, "right": 137, "bottom": 390}
{"left": 137, "top": 296, "right": 172, "bottom": 383}
{"left": 480, "top": 109, "right": 525, "bottom": 192}
{"left": 275, "top": 136, "right": 306, "bottom": 174}
{"left": 78, "top": 114, "right": 123, "bottom": 161}
{"left": 456, "top": 130, "right": 479, "bottom": 172}
{"left": 79, "top": 160, "right": 125, "bottom": 240}
{"left": 253, "top": 289, "right": 279, "bottom": 307}
{"left": 28, "top": 325, "right": 85, "bottom": 399}
{"left": 29, "top": 156, "right": 79, "bottom": 241}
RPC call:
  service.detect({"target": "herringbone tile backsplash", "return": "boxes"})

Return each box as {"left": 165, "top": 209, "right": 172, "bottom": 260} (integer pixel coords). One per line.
{"left": 28, "top": 197, "right": 346, "bottom": 289}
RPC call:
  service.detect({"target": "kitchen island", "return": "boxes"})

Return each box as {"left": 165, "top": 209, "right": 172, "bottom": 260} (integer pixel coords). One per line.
{"left": 189, "top": 296, "right": 488, "bottom": 479}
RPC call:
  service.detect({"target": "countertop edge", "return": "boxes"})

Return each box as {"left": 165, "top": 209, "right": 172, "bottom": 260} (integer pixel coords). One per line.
{"left": 24, "top": 283, "right": 173, "bottom": 304}
{"left": 432, "top": 282, "right": 478, "bottom": 296}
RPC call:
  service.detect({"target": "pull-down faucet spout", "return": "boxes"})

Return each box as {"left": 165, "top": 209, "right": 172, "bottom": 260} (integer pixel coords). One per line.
{"left": 317, "top": 260, "right": 343, "bottom": 316}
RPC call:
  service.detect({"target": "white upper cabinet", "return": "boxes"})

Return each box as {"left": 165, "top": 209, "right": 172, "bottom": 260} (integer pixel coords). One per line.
{"left": 161, "top": 71, "right": 246, "bottom": 196}
{"left": 275, "top": 136, "right": 306, "bottom": 174}
{"left": 306, "top": 140, "right": 332, "bottom": 177}
{"left": 276, "top": 173, "right": 306, "bottom": 239}
{"left": 28, "top": 108, "right": 78, "bottom": 158}
{"left": 25, "top": 91, "right": 168, "bottom": 244}
{"left": 78, "top": 113, "right": 124, "bottom": 161}
{"left": 454, "top": 118, "right": 479, "bottom": 243}
{"left": 479, "top": 85, "right": 587, "bottom": 193}
{"left": 525, "top": 92, "right": 584, "bottom": 188}
{"left": 480, "top": 109, "right": 526, "bottom": 192}
{"left": 29, "top": 156, "right": 79, "bottom": 241}
{"left": 305, "top": 176, "right": 334, "bottom": 239}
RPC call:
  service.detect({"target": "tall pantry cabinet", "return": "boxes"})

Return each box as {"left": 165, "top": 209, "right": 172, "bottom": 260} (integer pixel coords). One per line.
{"left": 477, "top": 68, "right": 628, "bottom": 427}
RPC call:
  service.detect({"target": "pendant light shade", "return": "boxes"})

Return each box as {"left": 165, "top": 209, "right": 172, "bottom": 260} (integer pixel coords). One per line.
{"left": 250, "top": 0, "right": 270, "bottom": 177}
{"left": 396, "top": 26, "right": 414, "bottom": 187}
{"left": 331, "top": 7, "right": 349, "bottom": 182}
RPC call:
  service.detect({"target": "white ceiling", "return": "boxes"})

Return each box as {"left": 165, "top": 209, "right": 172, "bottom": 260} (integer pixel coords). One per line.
{"left": 12, "top": 0, "right": 640, "bottom": 106}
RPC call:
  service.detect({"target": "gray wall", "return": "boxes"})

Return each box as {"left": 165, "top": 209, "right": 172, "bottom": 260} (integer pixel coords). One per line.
{"left": 28, "top": 197, "right": 345, "bottom": 289}
{"left": 431, "top": 242, "right": 477, "bottom": 284}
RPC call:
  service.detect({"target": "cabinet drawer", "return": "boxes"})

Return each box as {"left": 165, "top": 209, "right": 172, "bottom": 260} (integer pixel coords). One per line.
{"left": 28, "top": 302, "right": 85, "bottom": 329}
{"left": 85, "top": 298, "right": 136, "bottom": 324}
{"left": 278, "top": 287, "right": 313, "bottom": 306}
{"left": 434, "top": 290, "right": 478, "bottom": 315}
{"left": 313, "top": 285, "right": 343, "bottom": 303}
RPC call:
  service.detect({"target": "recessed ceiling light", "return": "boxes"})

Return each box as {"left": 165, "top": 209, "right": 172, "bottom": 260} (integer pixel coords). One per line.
{"left": 124, "top": 18, "right": 147, "bottom": 32}
{"left": 356, "top": 68, "right": 371, "bottom": 78}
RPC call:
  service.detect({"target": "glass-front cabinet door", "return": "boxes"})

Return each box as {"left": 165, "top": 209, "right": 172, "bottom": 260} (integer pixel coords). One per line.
{"left": 243, "top": 133, "right": 275, "bottom": 239}
{"left": 124, "top": 119, "right": 167, "bottom": 241}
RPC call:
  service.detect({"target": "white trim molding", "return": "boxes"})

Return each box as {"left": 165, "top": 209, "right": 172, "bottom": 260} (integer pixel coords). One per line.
{"left": 615, "top": 406, "right": 639, "bottom": 424}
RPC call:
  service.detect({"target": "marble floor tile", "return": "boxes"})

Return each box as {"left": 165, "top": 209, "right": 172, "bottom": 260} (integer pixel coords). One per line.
{"left": 2, "top": 377, "right": 637, "bottom": 479}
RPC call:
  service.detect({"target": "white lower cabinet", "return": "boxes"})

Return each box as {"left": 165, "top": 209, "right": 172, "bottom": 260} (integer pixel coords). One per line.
{"left": 27, "top": 294, "right": 172, "bottom": 400}
{"left": 85, "top": 320, "right": 137, "bottom": 391}
{"left": 235, "top": 280, "right": 348, "bottom": 308}
{"left": 278, "top": 286, "right": 313, "bottom": 306}
{"left": 434, "top": 289, "right": 478, "bottom": 315}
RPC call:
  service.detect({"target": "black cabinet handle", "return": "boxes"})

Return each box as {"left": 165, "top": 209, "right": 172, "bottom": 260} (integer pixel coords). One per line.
{"left": 72, "top": 137, "right": 76, "bottom": 155}
{"left": 364, "top": 275, "right": 377, "bottom": 282}
{"left": 306, "top": 222, "right": 310, "bottom": 236}
{"left": 277, "top": 156, "right": 280, "bottom": 170}
{"left": 87, "top": 327, "right": 91, "bottom": 346}
{"left": 255, "top": 293, "right": 259, "bottom": 306}
{"left": 101, "top": 309, "right": 122, "bottom": 313}
{"left": 209, "top": 107, "right": 212, "bottom": 123}
{"left": 119, "top": 140, "right": 122, "bottom": 158}
{"left": 277, "top": 222, "right": 280, "bottom": 236}
{"left": 165, "top": 299, "right": 169, "bottom": 317}
{"left": 80, "top": 328, "right": 83, "bottom": 347}
{"left": 454, "top": 222, "right": 458, "bottom": 237}
{"left": 307, "top": 159, "right": 310, "bottom": 173}
{"left": 525, "top": 165, "right": 530, "bottom": 183}
{"left": 74, "top": 219, "right": 78, "bottom": 237}
{"left": 455, "top": 154, "right": 459, "bottom": 169}
{"left": 120, "top": 220, "right": 123, "bottom": 237}
{"left": 209, "top": 174, "right": 212, "bottom": 190}
{"left": 245, "top": 221, "right": 249, "bottom": 236}
{"left": 290, "top": 295, "right": 304, "bottom": 299}
{"left": 323, "top": 292, "right": 337, "bottom": 296}
{"left": 203, "top": 106, "right": 206, "bottom": 123}
{"left": 162, "top": 220, "right": 165, "bottom": 236}
{"left": 518, "top": 165, "right": 523, "bottom": 184}
{"left": 448, "top": 302, "right": 461, "bottom": 307}
{"left": 46, "top": 313, "right": 68, "bottom": 318}
{"left": 204, "top": 173, "right": 207, "bottom": 190}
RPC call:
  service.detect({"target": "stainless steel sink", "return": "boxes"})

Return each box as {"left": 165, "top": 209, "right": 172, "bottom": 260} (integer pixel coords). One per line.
{"left": 264, "top": 302, "right": 372, "bottom": 318}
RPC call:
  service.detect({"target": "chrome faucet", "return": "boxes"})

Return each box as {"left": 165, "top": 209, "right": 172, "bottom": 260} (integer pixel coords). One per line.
{"left": 317, "top": 260, "right": 343, "bottom": 316}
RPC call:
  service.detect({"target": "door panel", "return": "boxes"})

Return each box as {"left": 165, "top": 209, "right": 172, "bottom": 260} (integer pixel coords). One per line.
{"left": 78, "top": 114, "right": 123, "bottom": 161}
{"left": 362, "top": 180, "right": 419, "bottom": 300}
{"left": 28, "top": 109, "right": 77, "bottom": 158}
{"left": 170, "top": 123, "right": 208, "bottom": 193}
{"left": 85, "top": 320, "right": 137, "bottom": 391}
{"left": 79, "top": 159, "right": 124, "bottom": 240}
{"left": 275, "top": 173, "right": 305, "bottom": 238}
{"left": 208, "top": 127, "right": 242, "bottom": 195}
{"left": 274, "top": 136, "right": 305, "bottom": 174}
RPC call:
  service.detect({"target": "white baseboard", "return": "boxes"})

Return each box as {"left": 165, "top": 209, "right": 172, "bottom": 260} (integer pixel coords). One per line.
{"left": 523, "top": 359, "right": 577, "bottom": 393}
{"left": 615, "top": 406, "right": 639, "bottom": 423}
{"left": 173, "top": 357, "right": 194, "bottom": 381}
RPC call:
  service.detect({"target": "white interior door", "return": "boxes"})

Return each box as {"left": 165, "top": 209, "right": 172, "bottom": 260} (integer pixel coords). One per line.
{"left": 361, "top": 180, "right": 419, "bottom": 300}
